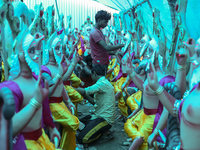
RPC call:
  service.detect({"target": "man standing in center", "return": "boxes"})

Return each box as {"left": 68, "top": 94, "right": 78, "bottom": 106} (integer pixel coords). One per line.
{"left": 90, "top": 10, "right": 124, "bottom": 74}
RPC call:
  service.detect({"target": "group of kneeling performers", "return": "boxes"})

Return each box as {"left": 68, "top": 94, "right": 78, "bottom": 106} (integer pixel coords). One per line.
{"left": 1, "top": 0, "right": 200, "bottom": 150}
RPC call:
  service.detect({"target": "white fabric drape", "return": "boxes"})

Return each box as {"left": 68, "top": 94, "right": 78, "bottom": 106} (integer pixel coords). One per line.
{"left": 96, "top": 0, "right": 200, "bottom": 43}
{"left": 23, "top": 0, "right": 119, "bottom": 30}
{"left": 95, "top": 0, "right": 134, "bottom": 11}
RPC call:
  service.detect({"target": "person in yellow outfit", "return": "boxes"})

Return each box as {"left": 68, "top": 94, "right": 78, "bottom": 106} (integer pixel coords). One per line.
{"left": 106, "top": 57, "right": 120, "bottom": 81}
{"left": 124, "top": 109, "right": 156, "bottom": 150}
{"left": 49, "top": 100, "right": 80, "bottom": 150}
{"left": 64, "top": 73, "right": 84, "bottom": 117}
{"left": 114, "top": 75, "right": 130, "bottom": 117}
{"left": 123, "top": 36, "right": 175, "bottom": 150}
{"left": 43, "top": 31, "right": 80, "bottom": 150}
{"left": 113, "top": 51, "right": 136, "bottom": 117}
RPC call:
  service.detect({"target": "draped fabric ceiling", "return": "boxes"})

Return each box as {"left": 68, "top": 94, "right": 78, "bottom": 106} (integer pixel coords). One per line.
{"left": 23, "top": 0, "right": 119, "bottom": 30}
{"left": 94, "top": 0, "right": 135, "bottom": 11}
{"left": 22, "top": 0, "right": 200, "bottom": 47}
{"left": 96, "top": 0, "right": 200, "bottom": 49}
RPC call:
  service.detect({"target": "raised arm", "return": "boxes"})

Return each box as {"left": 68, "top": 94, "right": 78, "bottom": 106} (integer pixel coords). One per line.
{"left": 147, "top": 62, "right": 176, "bottom": 116}
{"left": 75, "top": 88, "right": 95, "bottom": 105}
{"left": 147, "top": 108, "right": 168, "bottom": 146}
{"left": 98, "top": 40, "right": 124, "bottom": 52}
{"left": 12, "top": 103, "right": 38, "bottom": 136}
{"left": 123, "top": 54, "right": 144, "bottom": 91}
{"left": 175, "top": 47, "right": 188, "bottom": 96}
{"left": 46, "top": 55, "right": 68, "bottom": 96}
{"left": 62, "top": 52, "right": 79, "bottom": 81}
{"left": 13, "top": 74, "right": 49, "bottom": 136}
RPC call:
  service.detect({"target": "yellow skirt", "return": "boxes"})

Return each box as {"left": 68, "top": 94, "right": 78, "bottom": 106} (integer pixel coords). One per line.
{"left": 124, "top": 109, "right": 155, "bottom": 150}
{"left": 25, "top": 129, "right": 59, "bottom": 150}
{"left": 49, "top": 102, "right": 80, "bottom": 150}
{"left": 64, "top": 85, "right": 83, "bottom": 117}
{"left": 114, "top": 77, "right": 128, "bottom": 117}
{"left": 127, "top": 90, "right": 142, "bottom": 112}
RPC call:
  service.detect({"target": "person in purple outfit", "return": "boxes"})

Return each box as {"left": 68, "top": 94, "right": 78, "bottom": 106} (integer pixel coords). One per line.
{"left": 0, "top": 26, "right": 60, "bottom": 150}
{"left": 90, "top": 10, "right": 125, "bottom": 75}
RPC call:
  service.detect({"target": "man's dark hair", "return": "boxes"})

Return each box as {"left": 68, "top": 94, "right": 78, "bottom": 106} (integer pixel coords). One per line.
{"left": 95, "top": 10, "right": 111, "bottom": 22}
{"left": 83, "top": 55, "right": 92, "bottom": 65}
{"left": 91, "top": 64, "right": 105, "bottom": 76}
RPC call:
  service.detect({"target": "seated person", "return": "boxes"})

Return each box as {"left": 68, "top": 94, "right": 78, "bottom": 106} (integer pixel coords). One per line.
{"left": 76, "top": 64, "right": 115, "bottom": 144}
{"left": 80, "top": 54, "right": 95, "bottom": 88}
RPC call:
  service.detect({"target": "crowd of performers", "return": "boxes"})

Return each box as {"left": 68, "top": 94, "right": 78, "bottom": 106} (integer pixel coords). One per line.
{"left": 0, "top": 0, "right": 200, "bottom": 150}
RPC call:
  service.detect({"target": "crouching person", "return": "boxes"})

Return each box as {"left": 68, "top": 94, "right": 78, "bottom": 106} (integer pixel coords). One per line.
{"left": 76, "top": 64, "right": 115, "bottom": 144}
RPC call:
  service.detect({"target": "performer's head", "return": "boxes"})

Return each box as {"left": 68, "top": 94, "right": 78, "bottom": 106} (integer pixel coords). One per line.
{"left": 95, "top": 10, "right": 111, "bottom": 28}
{"left": 9, "top": 26, "right": 40, "bottom": 80}
{"left": 43, "top": 31, "right": 62, "bottom": 65}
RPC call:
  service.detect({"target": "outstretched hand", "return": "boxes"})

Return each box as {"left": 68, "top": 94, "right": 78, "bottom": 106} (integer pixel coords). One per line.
{"left": 147, "top": 62, "right": 159, "bottom": 91}
{"left": 72, "top": 51, "right": 80, "bottom": 64}
{"left": 34, "top": 71, "right": 49, "bottom": 104}
{"left": 68, "top": 102, "right": 76, "bottom": 115}
{"left": 49, "top": 127, "right": 61, "bottom": 144}
{"left": 122, "top": 52, "right": 134, "bottom": 75}
{"left": 147, "top": 133, "right": 158, "bottom": 148}
{"left": 58, "top": 55, "right": 68, "bottom": 76}
{"left": 176, "top": 47, "right": 188, "bottom": 66}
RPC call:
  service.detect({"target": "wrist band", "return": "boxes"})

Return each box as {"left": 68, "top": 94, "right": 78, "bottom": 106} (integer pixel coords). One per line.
{"left": 30, "top": 98, "right": 42, "bottom": 109}
{"left": 177, "top": 64, "right": 187, "bottom": 70}
{"left": 54, "top": 74, "right": 62, "bottom": 80}
{"left": 154, "top": 86, "right": 164, "bottom": 95}
{"left": 153, "top": 128, "right": 160, "bottom": 136}
{"left": 130, "top": 71, "right": 136, "bottom": 79}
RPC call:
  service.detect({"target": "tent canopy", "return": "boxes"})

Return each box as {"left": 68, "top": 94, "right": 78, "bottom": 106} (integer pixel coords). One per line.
{"left": 95, "top": 0, "right": 200, "bottom": 44}
{"left": 93, "top": 0, "right": 135, "bottom": 11}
